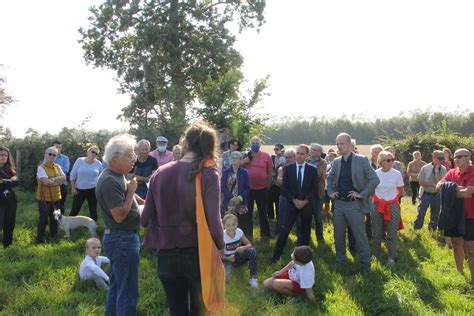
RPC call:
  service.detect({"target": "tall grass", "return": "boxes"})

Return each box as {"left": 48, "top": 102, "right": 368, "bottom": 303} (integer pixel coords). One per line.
{"left": 0, "top": 191, "right": 473, "bottom": 315}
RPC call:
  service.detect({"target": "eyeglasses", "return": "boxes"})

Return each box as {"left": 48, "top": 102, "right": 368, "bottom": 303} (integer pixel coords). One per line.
{"left": 454, "top": 155, "right": 469, "bottom": 159}
{"left": 47, "top": 153, "right": 57, "bottom": 157}
{"left": 274, "top": 148, "right": 280, "bottom": 151}
{"left": 90, "top": 151, "right": 99, "bottom": 156}
{"left": 384, "top": 159, "right": 394, "bottom": 163}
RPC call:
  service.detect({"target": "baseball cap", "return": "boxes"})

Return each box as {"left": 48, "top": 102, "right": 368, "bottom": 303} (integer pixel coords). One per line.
{"left": 156, "top": 136, "right": 168, "bottom": 143}
{"left": 433, "top": 150, "right": 444, "bottom": 160}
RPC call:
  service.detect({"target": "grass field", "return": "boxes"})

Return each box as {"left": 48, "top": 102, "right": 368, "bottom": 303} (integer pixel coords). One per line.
{"left": 0, "top": 190, "right": 473, "bottom": 315}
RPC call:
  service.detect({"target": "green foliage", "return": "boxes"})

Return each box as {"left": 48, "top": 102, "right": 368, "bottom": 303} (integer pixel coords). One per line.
{"left": 195, "top": 69, "right": 270, "bottom": 145}
{"left": 3, "top": 128, "right": 120, "bottom": 190}
{"left": 383, "top": 130, "right": 474, "bottom": 167}
{"left": 266, "top": 110, "right": 474, "bottom": 145}
{"left": 79, "top": 0, "right": 267, "bottom": 146}
{"left": 1, "top": 193, "right": 473, "bottom": 314}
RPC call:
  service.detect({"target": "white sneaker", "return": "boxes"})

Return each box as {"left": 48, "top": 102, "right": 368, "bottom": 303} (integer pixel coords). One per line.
{"left": 386, "top": 257, "right": 395, "bottom": 266}
{"left": 249, "top": 278, "right": 258, "bottom": 288}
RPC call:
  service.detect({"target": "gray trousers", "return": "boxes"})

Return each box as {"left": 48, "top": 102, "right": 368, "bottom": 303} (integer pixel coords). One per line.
{"left": 371, "top": 203, "right": 401, "bottom": 259}
{"left": 333, "top": 200, "right": 371, "bottom": 271}
{"left": 89, "top": 274, "right": 108, "bottom": 289}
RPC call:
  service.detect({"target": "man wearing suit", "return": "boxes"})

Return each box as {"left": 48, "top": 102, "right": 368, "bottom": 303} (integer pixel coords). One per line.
{"left": 272, "top": 145, "right": 318, "bottom": 262}
{"left": 327, "top": 133, "right": 380, "bottom": 273}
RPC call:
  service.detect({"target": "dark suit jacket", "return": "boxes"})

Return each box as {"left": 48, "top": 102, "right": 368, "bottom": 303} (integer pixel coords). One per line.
{"left": 282, "top": 162, "right": 318, "bottom": 204}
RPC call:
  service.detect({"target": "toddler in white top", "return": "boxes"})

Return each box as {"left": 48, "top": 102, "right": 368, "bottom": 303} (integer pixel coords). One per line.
{"left": 220, "top": 214, "right": 258, "bottom": 288}
{"left": 263, "top": 246, "right": 315, "bottom": 301}
{"left": 79, "top": 237, "right": 110, "bottom": 289}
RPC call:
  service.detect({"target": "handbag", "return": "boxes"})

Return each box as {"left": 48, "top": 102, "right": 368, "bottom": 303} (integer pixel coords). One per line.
{"left": 195, "top": 160, "right": 225, "bottom": 312}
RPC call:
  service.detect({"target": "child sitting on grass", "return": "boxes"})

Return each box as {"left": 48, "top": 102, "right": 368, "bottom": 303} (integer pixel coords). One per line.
{"left": 79, "top": 237, "right": 110, "bottom": 290}
{"left": 220, "top": 213, "right": 258, "bottom": 288}
{"left": 263, "top": 245, "right": 315, "bottom": 301}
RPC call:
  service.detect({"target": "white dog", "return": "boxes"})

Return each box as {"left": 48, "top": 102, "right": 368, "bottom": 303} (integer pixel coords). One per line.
{"left": 53, "top": 210, "right": 97, "bottom": 239}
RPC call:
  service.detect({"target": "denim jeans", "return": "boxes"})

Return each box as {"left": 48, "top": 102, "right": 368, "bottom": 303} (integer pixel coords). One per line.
{"left": 103, "top": 230, "right": 140, "bottom": 316}
{"left": 414, "top": 192, "right": 440, "bottom": 230}
{"left": 157, "top": 247, "right": 204, "bottom": 316}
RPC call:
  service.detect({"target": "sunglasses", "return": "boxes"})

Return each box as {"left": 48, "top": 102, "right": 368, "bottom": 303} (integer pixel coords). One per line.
{"left": 384, "top": 159, "right": 394, "bottom": 163}
{"left": 274, "top": 148, "right": 280, "bottom": 151}
{"left": 47, "top": 153, "right": 57, "bottom": 157}
{"left": 90, "top": 151, "right": 99, "bottom": 155}
{"left": 454, "top": 155, "right": 469, "bottom": 159}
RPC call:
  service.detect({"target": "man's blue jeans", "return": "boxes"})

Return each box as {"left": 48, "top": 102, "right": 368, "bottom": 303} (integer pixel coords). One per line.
{"left": 414, "top": 192, "right": 441, "bottom": 230}
{"left": 103, "top": 230, "right": 140, "bottom": 316}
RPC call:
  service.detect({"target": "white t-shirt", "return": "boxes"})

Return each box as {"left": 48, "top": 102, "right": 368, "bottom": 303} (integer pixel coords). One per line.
{"left": 374, "top": 168, "right": 404, "bottom": 201}
{"left": 288, "top": 261, "right": 315, "bottom": 289}
{"left": 223, "top": 228, "right": 244, "bottom": 255}
{"left": 79, "top": 255, "right": 110, "bottom": 282}
{"left": 37, "top": 164, "right": 66, "bottom": 179}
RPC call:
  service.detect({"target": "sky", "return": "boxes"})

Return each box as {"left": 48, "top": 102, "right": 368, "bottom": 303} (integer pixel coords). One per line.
{"left": 1, "top": 0, "right": 474, "bottom": 137}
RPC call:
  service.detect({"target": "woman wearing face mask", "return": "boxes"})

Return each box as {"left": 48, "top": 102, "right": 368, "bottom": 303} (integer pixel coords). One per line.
{"left": 0, "top": 146, "right": 19, "bottom": 248}
{"left": 150, "top": 135, "right": 174, "bottom": 167}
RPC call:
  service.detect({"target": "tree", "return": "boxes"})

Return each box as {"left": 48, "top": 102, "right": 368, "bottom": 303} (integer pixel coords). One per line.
{"left": 0, "top": 65, "right": 14, "bottom": 118}
{"left": 79, "top": 0, "right": 267, "bottom": 145}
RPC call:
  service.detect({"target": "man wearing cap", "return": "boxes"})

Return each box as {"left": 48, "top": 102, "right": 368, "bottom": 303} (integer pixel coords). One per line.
{"left": 150, "top": 135, "right": 173, "bottom": 167}
{"left": 414, "top": 150, "right": 447, "bottom": 231}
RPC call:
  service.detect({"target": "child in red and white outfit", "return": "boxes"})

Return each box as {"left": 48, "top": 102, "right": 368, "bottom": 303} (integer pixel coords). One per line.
{"left": 220, "top": 213, "right": 258, "bottom": 288}
{"left": 263, "top": 246, "right": 315, "bottom": 301}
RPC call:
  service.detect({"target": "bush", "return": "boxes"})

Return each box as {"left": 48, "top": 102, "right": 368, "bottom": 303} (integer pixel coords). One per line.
{"left": 4, "top": 128, "right": 122, "bottom": 190}
{"left": 382, "top": 130, "right": 474, "bottom": 168}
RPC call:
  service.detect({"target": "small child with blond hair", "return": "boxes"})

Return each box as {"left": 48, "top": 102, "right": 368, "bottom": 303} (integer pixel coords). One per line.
{"left": 263, "top": 245, "right": 315, "bottom": 301}
{"left": 220, "top": 213, "right": 258, "bottom": 288}
{"left": 79, "top": 237, "right": 110, "bottom": 289}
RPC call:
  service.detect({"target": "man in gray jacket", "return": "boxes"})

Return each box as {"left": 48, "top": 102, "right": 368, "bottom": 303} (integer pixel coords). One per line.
{"left": 327, "top": 133, "right": 380, "bottom": 273}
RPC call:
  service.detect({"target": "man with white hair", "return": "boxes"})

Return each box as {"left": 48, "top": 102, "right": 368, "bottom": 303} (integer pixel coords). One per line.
{"left": 129, "top": 139, "right": 158, "bottom": 199}
{"left": 96, "top": 134, "right": 144, "bottom": 315}
{"left": 149, "top": 135, "right": 173, "bottom": 166}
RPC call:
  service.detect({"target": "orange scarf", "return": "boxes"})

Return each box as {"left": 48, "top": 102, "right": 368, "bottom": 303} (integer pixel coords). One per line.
{"left": 373, "top": 194, "right": 404, "bottom": 230}
{"left": 196, "top": 160, "right": 225, "bottom": 312}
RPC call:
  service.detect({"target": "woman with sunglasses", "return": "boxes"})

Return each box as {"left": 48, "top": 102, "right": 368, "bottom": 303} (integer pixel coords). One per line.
{"left": 36, "top": 146, "right": 66, "bottom": 243}
{"left": 0, "top": 146, "right": 19, "bottom": 247}
{"left": 371, "top": 150, "right": 405, "bottom": 266}
{"left": 69, "top": 146, "right": 104, "bottom": 220}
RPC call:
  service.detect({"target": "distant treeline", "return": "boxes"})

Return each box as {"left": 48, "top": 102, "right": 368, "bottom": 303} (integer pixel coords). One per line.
{"left": 264, "top": 110, "right": 474, "bottom": 144}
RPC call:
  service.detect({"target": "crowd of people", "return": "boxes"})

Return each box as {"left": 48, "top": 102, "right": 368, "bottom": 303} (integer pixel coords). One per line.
{"left": 0, "top": 123, "right": 473, "bottom": 315}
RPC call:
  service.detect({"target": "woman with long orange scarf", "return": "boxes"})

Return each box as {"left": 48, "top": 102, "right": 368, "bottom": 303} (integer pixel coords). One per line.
{"left": 141, "top": 121, "right": 225, "bottom": 315}
{"left": 372, "top": 150, "right": 405, "bottom": 267}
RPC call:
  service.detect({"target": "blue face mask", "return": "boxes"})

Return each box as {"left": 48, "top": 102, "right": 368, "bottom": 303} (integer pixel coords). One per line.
{"left": 158, "top": 146, "right": 167, "bottom": 153}
{"left": 251, "top": 144, "right": 260, "bottom": 153}
{"left": 279, "top": 156, "right": 286, "bottom": 165}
